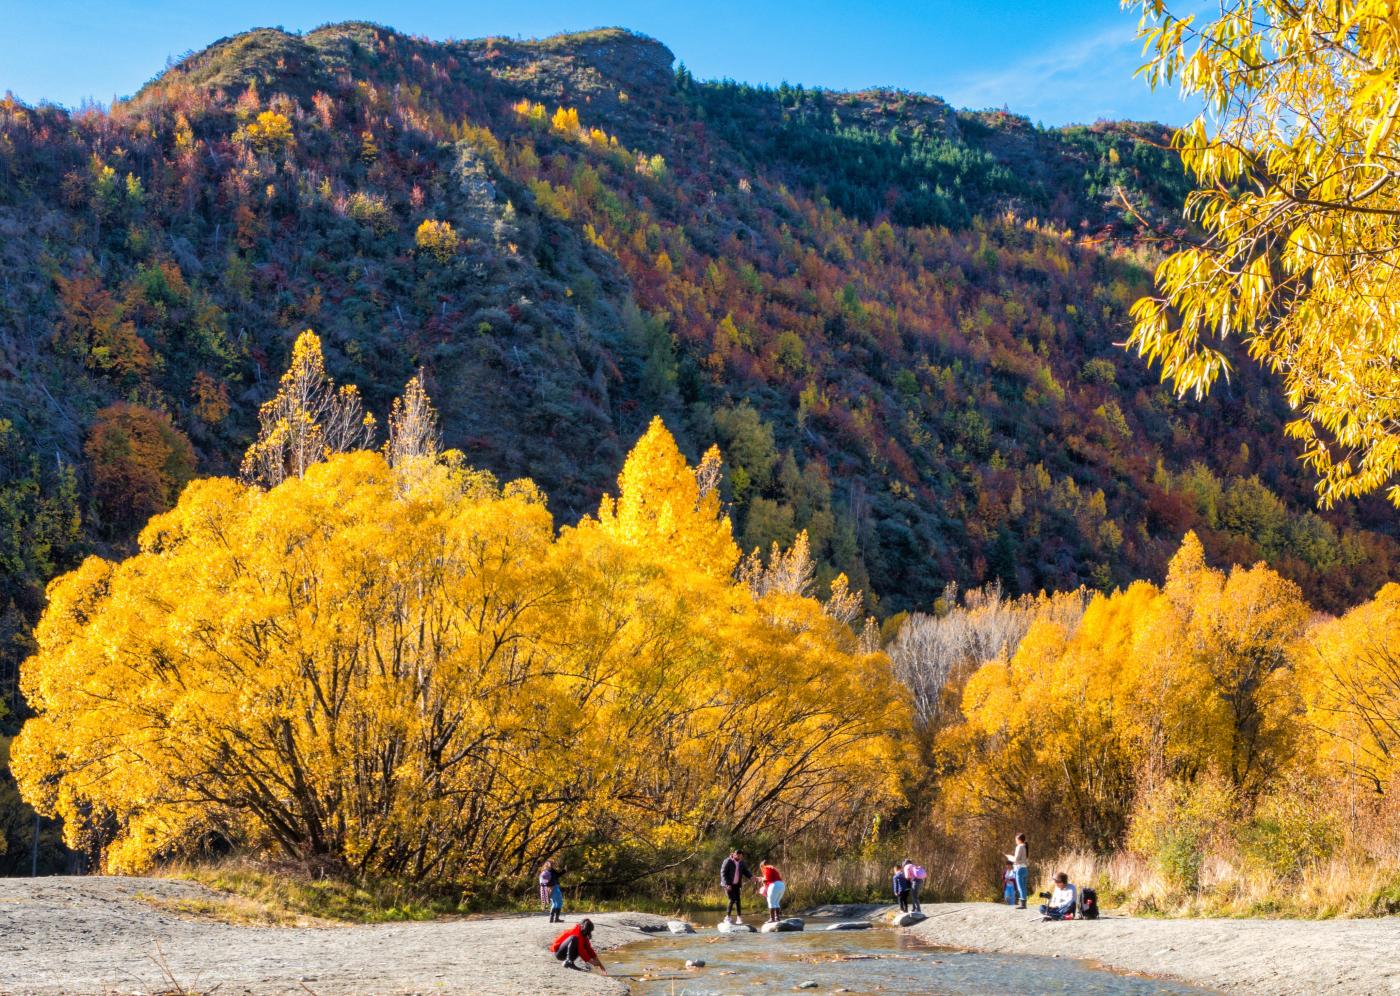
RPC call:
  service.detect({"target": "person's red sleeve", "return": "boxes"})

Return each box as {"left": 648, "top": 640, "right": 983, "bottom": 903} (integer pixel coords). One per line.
{"left": 578, "top": 933, "right": 599, "bottom": 963}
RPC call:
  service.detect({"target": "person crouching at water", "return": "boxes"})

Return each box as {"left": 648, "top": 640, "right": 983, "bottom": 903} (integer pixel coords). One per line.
{"left": 539, "top": 859, "right": 565, "bottom": 922}
{"left": 758, "top": 858, "right": 786, "bottom": 923}
{"left": 720, "top": 849, "right": 753, "bottom": 924}
{"left": 550, "top": 918, "right": 607, "bottom": 974}
{"left": 892, "top": 864, "right": 912, "bottom": 913}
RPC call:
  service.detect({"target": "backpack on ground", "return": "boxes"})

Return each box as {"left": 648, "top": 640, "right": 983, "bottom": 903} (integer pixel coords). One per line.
{"left": 1078, "top": 887, "right": 1099, "bottom": 920}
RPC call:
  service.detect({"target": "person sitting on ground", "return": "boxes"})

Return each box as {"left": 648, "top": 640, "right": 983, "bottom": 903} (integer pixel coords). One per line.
{"left": 720, "top": 848, "right": 753, "bottom": 924}
{"left": 1038, "top": 872, "right": 1077, "bottom": 921}
{"left": 1002, "top": 860, "right": 1017, "bottom": 906}
{"left": 550, "top": 917, "right": 607, "bottom": 974}
{"left": 892, "top": 864, "right": 912, "bottom": 913}
{"left": 758, "top": 858, "right": 786, "bottom": 923}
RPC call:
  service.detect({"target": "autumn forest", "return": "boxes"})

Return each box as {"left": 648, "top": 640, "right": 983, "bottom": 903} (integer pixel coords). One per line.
{"left": 3, "top": 15, "right": 1400, "bottom": 916}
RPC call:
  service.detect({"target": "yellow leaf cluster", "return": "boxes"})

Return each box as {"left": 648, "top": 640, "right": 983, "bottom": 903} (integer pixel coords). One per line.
{"left": 1130, "top": 0, "right": 1400, "bottom": 505}
{"left": 242, "top": 110, "right": 293, "bottom": 156}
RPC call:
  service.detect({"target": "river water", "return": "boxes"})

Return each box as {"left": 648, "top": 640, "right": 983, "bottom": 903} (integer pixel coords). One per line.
{"left": 609, "top": 917, "right": 1213, "bottom": 995}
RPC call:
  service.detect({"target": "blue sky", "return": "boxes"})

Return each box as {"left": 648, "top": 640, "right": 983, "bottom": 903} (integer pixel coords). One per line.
{"left": 1, "top": 0, "right": 1200, "bottom": 126}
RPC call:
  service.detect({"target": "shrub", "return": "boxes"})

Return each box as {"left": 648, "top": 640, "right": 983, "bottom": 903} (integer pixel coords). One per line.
{"left": 1127, "top": 775, "right": 1236, "bottom": 893}
{"left": 346, "top": 192, "right": 394, "bottom": 235}
{"left": 1239, "top": 779, "right": 1341, "bottom": 879}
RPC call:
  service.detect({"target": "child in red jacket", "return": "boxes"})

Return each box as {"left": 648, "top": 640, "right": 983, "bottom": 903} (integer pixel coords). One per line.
{"left": 550, "top": 918, "right": 607, "bottom": 974}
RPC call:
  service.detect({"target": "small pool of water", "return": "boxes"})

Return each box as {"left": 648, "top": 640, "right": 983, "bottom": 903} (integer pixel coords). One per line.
{"left": 609, "top": 918, "right": 1212, "bottom": 995}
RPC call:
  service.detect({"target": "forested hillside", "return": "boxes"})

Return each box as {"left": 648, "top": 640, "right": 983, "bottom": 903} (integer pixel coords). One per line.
{"left": 1, "top": 19, "right": 1396, "bottom": 716}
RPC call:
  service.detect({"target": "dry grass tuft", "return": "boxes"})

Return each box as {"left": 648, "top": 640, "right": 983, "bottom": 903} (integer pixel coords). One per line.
{"left": 1049, "top": 848, "right": 1400, "bottom": 919}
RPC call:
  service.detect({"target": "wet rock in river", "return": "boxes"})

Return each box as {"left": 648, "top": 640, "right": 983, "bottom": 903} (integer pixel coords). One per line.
{"left": 717, "top": 918, "right": 757, "bottom": 933}
{"left": 761, "top": 917, "right": 804, "bottom": 932}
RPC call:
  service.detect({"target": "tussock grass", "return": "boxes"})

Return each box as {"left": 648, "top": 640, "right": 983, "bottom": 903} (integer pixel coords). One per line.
{"left": 1049, "top": 848, "right": 1400, "bottom": 919}
{"left": 167, "top": 858, "right": 471, "bottom": 923}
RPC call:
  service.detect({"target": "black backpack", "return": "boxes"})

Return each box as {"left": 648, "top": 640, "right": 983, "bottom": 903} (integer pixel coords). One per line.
{"left": 1078, "top": 887, "right": 1099, "bottom": 920}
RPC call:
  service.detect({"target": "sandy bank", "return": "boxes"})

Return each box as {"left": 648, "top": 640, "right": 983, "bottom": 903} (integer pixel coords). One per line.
{"left": 906, "top": 901, "right": 1400, "bottom": 995}
{"left": 0, "top": 876, "right": 663, "bottom": 995}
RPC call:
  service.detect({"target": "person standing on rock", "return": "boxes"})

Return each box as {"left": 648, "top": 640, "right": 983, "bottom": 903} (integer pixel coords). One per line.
{"left": 539, "top": 859, "right": 565, "bottom": 922}
{"left": 1005, "top": 833, "right": 1030, "bottom": 910}
{"left": 902, "top": 858, "right": 926, "bottom": 913}
{"left": 758, "top": 858, "right": 785, "bottom": 923}
{"left": 892, "top": 864, "right": 912, "bottom": 913}
{"left": 720, "top": 849, "right": 753, "bottom": 924}
{"left": 550, "top": 917, "right": 607, "bottom": 974}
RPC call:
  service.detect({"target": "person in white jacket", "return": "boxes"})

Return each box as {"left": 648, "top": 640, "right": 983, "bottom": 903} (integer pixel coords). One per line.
{"left": 1038, "top": 872, "right": 1077, "bottom": 920}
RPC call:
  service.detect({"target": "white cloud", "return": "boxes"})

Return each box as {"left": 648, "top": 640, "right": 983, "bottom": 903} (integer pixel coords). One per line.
{"left": 942, "top": 21, "right": 1193, "bottom": 125}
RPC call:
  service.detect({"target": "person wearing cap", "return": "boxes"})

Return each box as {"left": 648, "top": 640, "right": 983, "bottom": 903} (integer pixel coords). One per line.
{"left": 1038, "top": 872, "right": 1077, "bottom": 921}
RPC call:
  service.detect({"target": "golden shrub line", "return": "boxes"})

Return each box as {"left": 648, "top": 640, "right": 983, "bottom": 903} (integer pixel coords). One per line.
{"left": 933, "top": 530, "right": 1400, "bottom": 905}
{"left": 14, "top": 332, "right": 907, "bottom": 881}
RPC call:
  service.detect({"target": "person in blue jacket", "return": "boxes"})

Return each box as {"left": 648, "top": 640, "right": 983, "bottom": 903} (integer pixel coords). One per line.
{"left": 892, "top": 864, "right": 912, "bottom": 913}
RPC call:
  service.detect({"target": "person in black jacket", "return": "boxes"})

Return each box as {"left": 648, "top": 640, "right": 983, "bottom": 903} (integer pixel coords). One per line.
{"left": 719, "top": 849, "right": 753, "bottom": 923}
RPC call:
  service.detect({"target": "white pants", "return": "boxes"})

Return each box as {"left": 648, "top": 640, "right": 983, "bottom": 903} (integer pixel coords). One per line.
{"left": 766, "top": 880, "right": 786, "bottom": 909}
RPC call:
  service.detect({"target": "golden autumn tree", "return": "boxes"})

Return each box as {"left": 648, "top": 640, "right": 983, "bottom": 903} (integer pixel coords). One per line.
{"left": 385, "top": 369, "right": 442, "bottom": 474}
{"left": 1299, "top": 583, "right": 1400, "bottom": 794}
{"left": 242, "top": 110, "right": 293, "bottom": 155}
{"left": 564, "top": 419, "right": 905, "bottom": 850}
{"left": 240, "top": 330, "right": 375, "bottom": 487}
{"left": 1129, "top": 0, "right": 1400, "bottom": 505}
{"left": 84, "top": 402, "right": 196, "bottom": 532}
{"left": 594, "top": 416, "right": 740, "bottom": 579}
{"left": 415, "top": 219, "right": 460, "bottom": 261}
{"left": 12, "top": 452, "right": 570, "bottom": 877}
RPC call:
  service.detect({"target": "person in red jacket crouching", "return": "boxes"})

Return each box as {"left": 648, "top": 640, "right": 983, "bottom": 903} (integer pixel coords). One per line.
{"left": 550, "top": 917, "right": 608, "bottom": 974}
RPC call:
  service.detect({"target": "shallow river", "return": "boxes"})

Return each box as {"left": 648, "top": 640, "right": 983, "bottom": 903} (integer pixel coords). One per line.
{"left": 609, "top": 917, "right": 1213, "bottom": 995}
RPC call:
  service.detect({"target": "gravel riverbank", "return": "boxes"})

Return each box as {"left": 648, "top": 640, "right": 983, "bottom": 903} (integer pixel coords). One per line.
{"left": 0, "top": 876, "right": 658, "bottom": 995}
{"left": 905, "top": 901, "right": 1400, "bottom": 995}
{"left": 3, "top": 878, "right": 1397, "bottom": 995}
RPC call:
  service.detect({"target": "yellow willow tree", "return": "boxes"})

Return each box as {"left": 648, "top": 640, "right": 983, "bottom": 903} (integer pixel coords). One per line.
{"left": 559, "top": 418, "right": 907, "bottom": 855}
{"left": 12, "top": 452, "right": 573, "bottom": 878}
{"left": 1298, "top": 582, "right": 1400, "bottom": 795}
{"left": 1129, "top": 0, "right": 1400, "bottom": 505}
